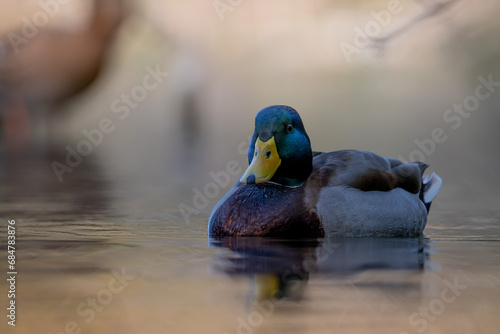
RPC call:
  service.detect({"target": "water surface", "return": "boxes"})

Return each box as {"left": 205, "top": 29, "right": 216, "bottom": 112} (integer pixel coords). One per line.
{"left": 1, "top": 154, "right": 499, "bottom": 334}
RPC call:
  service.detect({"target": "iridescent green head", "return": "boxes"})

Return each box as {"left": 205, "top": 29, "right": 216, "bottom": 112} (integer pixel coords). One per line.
{"left": 240, "top": 105, "right": 313, "bottom": 187}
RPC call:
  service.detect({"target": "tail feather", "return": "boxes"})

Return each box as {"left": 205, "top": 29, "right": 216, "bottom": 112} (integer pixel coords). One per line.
{"left": 420, "top": 172, "right": 442, "bottom": 212}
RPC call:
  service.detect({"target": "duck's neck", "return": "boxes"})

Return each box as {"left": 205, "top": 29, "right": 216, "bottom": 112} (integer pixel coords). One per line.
{"left": 270, "top": 154, "right": 313, "bottom": 187}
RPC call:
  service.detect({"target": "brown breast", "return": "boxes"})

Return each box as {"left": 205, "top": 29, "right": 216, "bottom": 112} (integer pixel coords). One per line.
{"left": 209, "top": 182, "right": 324, "bottom": 238}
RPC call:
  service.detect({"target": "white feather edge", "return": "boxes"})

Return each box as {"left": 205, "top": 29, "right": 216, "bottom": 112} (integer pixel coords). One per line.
{"left": 423, "top": 172, "right": 442, "bottom": 203}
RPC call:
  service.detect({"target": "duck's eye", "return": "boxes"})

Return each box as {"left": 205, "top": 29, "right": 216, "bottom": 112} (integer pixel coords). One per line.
{"left": 287, "top": 123, "right": 294, "bottom": 133}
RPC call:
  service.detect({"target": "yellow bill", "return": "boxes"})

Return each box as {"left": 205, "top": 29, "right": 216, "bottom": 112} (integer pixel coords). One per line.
{"left": 240, "top": 137, "right": 281, "bottom": 184}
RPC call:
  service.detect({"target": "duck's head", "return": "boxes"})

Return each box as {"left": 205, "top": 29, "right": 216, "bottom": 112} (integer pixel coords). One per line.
{"left": 241, "top": 105, "right": 313, "bottom": 187}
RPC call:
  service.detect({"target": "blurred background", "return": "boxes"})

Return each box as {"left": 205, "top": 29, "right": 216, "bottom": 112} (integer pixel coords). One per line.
{"left": 1, "top": 0, "right": 499, "bottom": 216}
{"left": 1, "top": 0, "right": 499, "bottom": 333}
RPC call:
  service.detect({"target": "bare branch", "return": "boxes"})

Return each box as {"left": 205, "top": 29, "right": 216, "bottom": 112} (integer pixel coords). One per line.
{"left": 370, "top": 0, "right": 463, "bottom": 51}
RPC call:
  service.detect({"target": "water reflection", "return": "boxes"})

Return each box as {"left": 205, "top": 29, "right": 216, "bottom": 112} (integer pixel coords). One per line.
{"left": 210, "top": 237, "right": 430, "bottom": 304}
{"left": 0, "top": 150, "right": 112, "bottom": 221}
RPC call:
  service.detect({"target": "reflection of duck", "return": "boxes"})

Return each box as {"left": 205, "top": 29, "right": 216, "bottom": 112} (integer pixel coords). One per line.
{"left": 315, "top": 238, "right": 428, "bottom": 273}
{"left": 211, "top": 238, "right": 318, "bottom": 301}
{"left": 211, "top": 237, "right": 428, "bottom": 302}
{"left": 209, "top": 105, "right": 442, "bottom": 237}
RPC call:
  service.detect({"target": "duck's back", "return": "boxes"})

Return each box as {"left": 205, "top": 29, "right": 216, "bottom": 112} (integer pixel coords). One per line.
{"left": 306, "top": 150, "right": 438, "bottom": 237}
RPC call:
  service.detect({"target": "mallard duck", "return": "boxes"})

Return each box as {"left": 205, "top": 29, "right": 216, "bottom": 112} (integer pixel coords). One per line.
{"left": 208, "top": 105, "right": 442, "bottom": 238}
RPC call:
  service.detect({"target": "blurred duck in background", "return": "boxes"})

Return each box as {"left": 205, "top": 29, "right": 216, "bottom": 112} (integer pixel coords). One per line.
{"left": 0, "top": 0, "right": 125, "bottom": 153}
